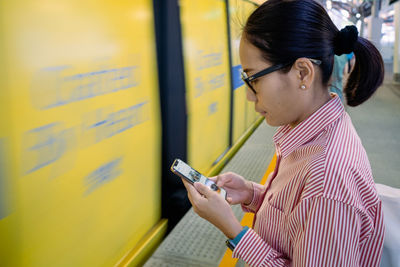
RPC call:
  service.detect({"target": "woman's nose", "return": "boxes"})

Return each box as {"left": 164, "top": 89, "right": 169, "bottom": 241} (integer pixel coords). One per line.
{"left": 246, "top": 87, "right": 257, "bottom": 102}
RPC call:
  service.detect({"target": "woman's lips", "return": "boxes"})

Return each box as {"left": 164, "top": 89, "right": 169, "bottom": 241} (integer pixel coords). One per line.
{"left": 255, "top": 108, "right": 267, "bottom": 116}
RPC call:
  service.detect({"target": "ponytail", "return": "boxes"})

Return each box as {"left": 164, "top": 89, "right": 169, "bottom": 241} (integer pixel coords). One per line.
{"left": 344, "top": 37, "right": 384, "bottom": 107}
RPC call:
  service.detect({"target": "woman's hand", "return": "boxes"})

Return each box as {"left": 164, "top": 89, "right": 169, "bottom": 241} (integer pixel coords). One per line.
{"left": 209, "top": 172, "right": 254, "bottom": 205}
{"left": 181, "top": 179, "right": 243, "bottom": 239}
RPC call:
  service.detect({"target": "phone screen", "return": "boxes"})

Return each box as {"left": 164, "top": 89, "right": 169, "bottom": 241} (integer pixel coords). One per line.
{"left": 171, "top": 159, "right": 227, "bottom": 199}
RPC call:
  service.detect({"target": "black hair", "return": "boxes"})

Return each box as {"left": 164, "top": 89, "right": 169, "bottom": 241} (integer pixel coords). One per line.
{"left": 244, "top": 0, "right": 384, "bottom": 107}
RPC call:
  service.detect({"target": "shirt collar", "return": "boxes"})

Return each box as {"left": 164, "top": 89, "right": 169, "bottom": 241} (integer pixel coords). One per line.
{"left": 273, "top": 95, "right": 345, "bottom": 159}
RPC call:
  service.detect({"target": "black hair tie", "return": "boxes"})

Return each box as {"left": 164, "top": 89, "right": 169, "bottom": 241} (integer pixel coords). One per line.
{"left": 334, "top": 25, "right": 359, "bottom": 56}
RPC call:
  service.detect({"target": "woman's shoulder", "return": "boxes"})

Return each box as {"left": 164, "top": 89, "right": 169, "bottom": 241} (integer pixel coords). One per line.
{"left": 321, "top": 152, "right": 379, "bottom": 212}
{"left": 302, "top": 133, "right": 379, "bottom": 212}
{"left": 292, "top": 113, "right": 379, "bottom": 211}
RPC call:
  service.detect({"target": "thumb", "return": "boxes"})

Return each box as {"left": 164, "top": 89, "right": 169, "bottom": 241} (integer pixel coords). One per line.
{"left": 209, "top": 175, "right": 225, "bottom": 187}
{"left": 193, "top": 182, "right": 213, "bottom": 198}
{"left": 208, "top": 176, "right": 217, "bottom": 182}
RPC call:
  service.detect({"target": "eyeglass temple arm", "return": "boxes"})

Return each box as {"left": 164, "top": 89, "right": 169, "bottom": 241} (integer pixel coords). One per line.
{"left": 248, "top": 62, "right": 292, "bottom": 82}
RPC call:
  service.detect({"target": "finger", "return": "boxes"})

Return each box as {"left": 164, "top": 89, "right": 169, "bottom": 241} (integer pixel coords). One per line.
{"left": 210, "top": 175, "right": 227, "bottom": 187}
{"left": 181, "top": 178, "right": 192, "bottom": 190}
{"left": 180, "top": 179, "right": 194, "bottom": 202}
{"left": 209, "top": 176, "right": 225, "bottom": 187}
{"left": 183, "top": 181, "right": 199, "bottom": 197}
{"left": 193, "top": 182, "right": 214, "bottom": 198}
{"left": 182, "top": 180, "right": 210, "bottom": 209}
{"left": 208, "top": 176, "right": 218, "bottom": 182}
{"left": 182, "top": 179, "right": 198, "bottom": 195}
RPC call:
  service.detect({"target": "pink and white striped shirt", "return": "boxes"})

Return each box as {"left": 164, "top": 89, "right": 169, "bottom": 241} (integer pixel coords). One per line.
{"left": 233, "top": 95, "right": 385, "bottom": 267}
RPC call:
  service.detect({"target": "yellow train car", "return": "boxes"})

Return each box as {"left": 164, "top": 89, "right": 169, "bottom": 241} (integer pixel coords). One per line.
{"left": 0, "top": 0, "right": 260, "bottom": 265}
{"left": 0, "top": 1, "right": 163, "bottom": 266}
{"left": 180, "top": 0, "right": 232, "bottom": 173}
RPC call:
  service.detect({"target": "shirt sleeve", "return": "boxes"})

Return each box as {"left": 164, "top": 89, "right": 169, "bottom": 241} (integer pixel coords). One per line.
{"left": 233, "top": 196, "right": 384, "bottom": 267}
{"left": 241, "top": 182, "right": 266, "bottom": 213}
{"left": 232, "top": 228, "right": 290, "bottom": 266}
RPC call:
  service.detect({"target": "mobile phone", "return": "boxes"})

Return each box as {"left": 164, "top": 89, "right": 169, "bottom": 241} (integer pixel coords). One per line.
{"left": 171, "top": 159, "right": 227, "bottom": 200}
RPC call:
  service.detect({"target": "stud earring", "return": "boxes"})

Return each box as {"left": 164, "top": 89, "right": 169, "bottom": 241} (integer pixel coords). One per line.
{"left": 300, "top": 84, "right": 306, "bottom": 89}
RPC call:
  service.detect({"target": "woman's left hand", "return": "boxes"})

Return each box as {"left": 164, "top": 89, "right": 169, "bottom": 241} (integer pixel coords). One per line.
{"left": 181, "top": 179, "right": 243, "bottom": 239}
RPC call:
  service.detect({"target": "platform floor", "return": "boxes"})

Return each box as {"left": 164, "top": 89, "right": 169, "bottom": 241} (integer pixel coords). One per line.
{"left": 347, "top": 77, "right": 400, "bottom": 188}
{"left": 144, "top": 78, "right": 400, "bottom": 266}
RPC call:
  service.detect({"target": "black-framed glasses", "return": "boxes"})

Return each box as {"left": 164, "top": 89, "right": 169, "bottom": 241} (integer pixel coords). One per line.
{"left": 241, "top": 59, "right": 322, "bottom": 94}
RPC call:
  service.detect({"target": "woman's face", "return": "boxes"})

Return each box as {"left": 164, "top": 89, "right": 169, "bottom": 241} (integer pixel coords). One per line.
{"left": 239, "top": 37, "right": 310, "bottom": 127}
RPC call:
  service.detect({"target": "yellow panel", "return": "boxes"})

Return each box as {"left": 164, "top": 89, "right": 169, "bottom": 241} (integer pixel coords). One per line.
{"left": 228, "top": 0, "right": 258, "bottom": 142}
{"left": 0, "top": 19, "right": 19, "bottom": 265}
{"left": 180, "top": 0, "right": 231, "bottom": 172}
{"left": 246, "top": 97, "right": 260, "bottom": 127}
{"left": 0, "top": 1, "right": 161, "bottom": 266}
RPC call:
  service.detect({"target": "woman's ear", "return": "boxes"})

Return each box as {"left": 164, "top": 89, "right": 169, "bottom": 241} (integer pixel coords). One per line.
{"left": 292, "top": 58, "right": 315, "bottom": 90}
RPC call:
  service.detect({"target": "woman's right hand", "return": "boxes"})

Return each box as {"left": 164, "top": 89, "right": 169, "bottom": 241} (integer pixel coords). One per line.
{"left": 209, "top": 172, "right": 253, "bottom": 205}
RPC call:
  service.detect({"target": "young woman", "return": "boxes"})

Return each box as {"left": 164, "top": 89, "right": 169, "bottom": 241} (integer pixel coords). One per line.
{"left": 181, "top": 0, "right": 385, "bottom": 266}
